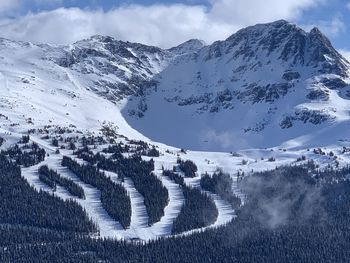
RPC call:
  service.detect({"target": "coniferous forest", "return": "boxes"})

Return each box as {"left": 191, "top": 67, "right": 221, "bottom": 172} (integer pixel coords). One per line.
{"left": 62, "top": 156, "right": 132, "bottom": 229}
{"left": 0, "top": 142, "right": 350, "bottom": 262}
{"left": 38, "top": 165, "right": 85, "bottom": 199}
{"left": 99, "top": 153, "right": 168, "bottom": 225}
{"left": 3, "top": 149, "right": 350, "bottom": 262}
{"left": 163, "top": 170, "right": 218, "bottom": 234}
{"left": 1, "top": 142, "right": 46, "bottom": 167}
{"left": 75, "top": 146, "right": 169, "bottom": 225}
{"left": 0, "top": 154, "right": 97, "bottom": 234}
{"left": 200, "top": 170, "right": 242, "bottom": 210}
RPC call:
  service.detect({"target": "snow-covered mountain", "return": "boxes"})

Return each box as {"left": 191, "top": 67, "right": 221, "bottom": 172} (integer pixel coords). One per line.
{"left": 0, "top": 20, "right": 349, "bottom": 152}
{"left": 3, "top": 19, "right": 350, "bottom": 245}
{"left": 45, "top": 35, "right": 174, "bottom": 102}
{"left": 167, "top": 39, "right": 206, "bottom": 56}
{"left": 123, "top": 20, "right": 350, "bottom": 151}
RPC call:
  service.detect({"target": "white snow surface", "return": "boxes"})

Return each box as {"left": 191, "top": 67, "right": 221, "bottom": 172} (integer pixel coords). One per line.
{"left": 21, "top": 153, "right": 126, "bottom": 239}
{"left": 122, "top": 21, "right": 350, "bottom": 151}
{"left": 1, "top": 21, "right": 350, "bottom": 240}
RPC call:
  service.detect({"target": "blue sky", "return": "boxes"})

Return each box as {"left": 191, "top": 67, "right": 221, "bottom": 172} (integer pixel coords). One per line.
{"left": 17, "top": 1, "right": 209, "bottom": 11}
{"left": 0, "top": 0, "right": 349, "bottom": 58}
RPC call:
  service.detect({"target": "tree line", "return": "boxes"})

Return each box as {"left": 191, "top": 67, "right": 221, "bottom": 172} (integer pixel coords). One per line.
{"left": 74, "top": 146, "right": 168, "bottom": 226}
{"left": 200, "top": 170, "right": 241, "bottom": 210}
{"left": 163, "top": 170, "right": 218, "bottom": 234}
{"left": 38, "top": 165, "right": 85, "bottom": 199}
{"left": 4, "top": 162, "right": 350, "bottom": 262}
{"left": 62, "top": 156, "right": 131, "bottom": 229}
{"left": 0, "top": 153, "right": 97, "bottom": 234}
{"left": 1, "top": 143, "right": 46, "bottom": 167}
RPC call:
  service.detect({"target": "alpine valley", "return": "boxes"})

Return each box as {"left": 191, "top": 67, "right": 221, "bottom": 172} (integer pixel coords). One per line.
{"left": 1, "top": 20, "right": 350, "bottom": 262}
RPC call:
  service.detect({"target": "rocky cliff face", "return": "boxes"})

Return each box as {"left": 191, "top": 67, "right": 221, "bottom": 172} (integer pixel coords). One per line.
{"left": 0, "top": 20, "right": 349, "bottom": 151}
{"left": 122, "top": 20, "right": 350, "bottom": 150}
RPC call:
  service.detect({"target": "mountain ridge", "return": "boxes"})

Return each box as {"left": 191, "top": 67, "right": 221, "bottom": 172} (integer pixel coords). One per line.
{"left": 122, "top": 20, "right": 350, "bottom": 150}
{"left": 0, "top": 20, "right": 349, "bottom": 151}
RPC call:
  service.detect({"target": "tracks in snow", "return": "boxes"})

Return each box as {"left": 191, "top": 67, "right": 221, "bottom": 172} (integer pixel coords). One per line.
{"left": 103, "top": 168, "right": 185, "bottom": 240}
{"left": 150, "top": 161, "right": 185, "bottom": 236}
{"left": 21, "top": 154, "right": 125, "bottom": 239}
{"left": 20, "top": 136, "right": 237, "bottom": 240}
{"left": 123, "top": 177, "right": 149, "bottom": 230}
{"left": 102, "top": 170, "right": 151, "bottom": 240}
{"left": 183, "top": 177, "right": 235, "bottom": 233}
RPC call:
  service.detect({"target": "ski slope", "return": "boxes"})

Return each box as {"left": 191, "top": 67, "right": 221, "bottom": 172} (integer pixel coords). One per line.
{"left": 1, "top": 21, "right": 350, "bottom": 241}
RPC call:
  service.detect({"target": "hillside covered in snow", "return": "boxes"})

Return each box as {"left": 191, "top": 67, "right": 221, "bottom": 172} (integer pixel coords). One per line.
{"left": 1, "top": 20, "right": 349, "bottom": 152}
{"left": 124, "top": 20, "right": 350, "bottom": 151}
{"left": 2, "top": 20, "right": 350, "bottom": 262}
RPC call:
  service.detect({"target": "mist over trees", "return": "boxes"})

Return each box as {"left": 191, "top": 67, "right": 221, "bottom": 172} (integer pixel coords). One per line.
{"left": 200, "top": 170, "right": 241, "bottom": 210}
{"left": 2, "top": 146, "right": 350, "bottom": 262}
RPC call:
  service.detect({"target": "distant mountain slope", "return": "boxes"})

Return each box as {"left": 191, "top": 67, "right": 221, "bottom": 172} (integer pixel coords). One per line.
{"left": 167, "top": 39, "right": 206, "bottom": 55}
{"left": 45, "top": 35, "right": 174, "bottom": 102}
{"left": 123, "top": 20, "right": 350, "bottom": 151}
{"left": 0, "top": 20, "right": 349, "bottom": 151}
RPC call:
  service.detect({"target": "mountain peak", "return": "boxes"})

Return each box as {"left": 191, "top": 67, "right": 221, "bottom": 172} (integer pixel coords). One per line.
{"left": 310, "top": 26, "right": 322, "bottom": 35}
{"left": 225, "top": 20, "right": 303, "bottom": 43}
{"left": 252, "top": 19, "right": 293, "bottom": 29}
{"left": 84, "top": 35, "right": 118, "bottom": 43}
{"left": 0, "top": 20, "right": 349, "bottom": 152}
{"left": 199, "top": 20, "right": 348, "bottom": 77}
{"left": 168, "top": 39, "right": 206, "bottom": 55}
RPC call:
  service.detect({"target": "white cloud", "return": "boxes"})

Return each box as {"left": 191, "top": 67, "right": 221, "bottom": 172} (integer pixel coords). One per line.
{"left": 302, "top": 16, "right": 346, "bottom": 38}
{"left": 339, "top": 49, "right": 350, "bottom": 61}
{"left": 347, "top": 2, "right": 350, "bottom": 10}
{"left": 208, "top": 0, "right": 323, "bottom": 25}
{"left": 0, "top": 0, "right": 19, "bottom": 14}
{"left": 0, "top": 0, "right": 63, "bottom": 16}
{"left": 33, "top": 0, "right": 62, "bottom": 3}
{"left": 0, "top": 0, "right": 324, "bottom": 47}
{"left": 325, "top": 17, "right": 346, "bottom": 36}
{"left": 200, "top": 129, "right": 251, "bottom": 150}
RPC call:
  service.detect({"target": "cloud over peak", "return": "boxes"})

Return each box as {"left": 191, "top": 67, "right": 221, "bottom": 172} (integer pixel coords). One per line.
{"left": 0, "top": 0, "right": 19, "bottom": 14}
{"left": 0, "top": 0, "right": 327, "bottom": 47}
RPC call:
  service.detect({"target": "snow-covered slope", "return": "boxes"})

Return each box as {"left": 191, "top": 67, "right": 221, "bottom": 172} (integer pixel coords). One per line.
{"left": 3, "top": 20, "right": 350, "bottom": 242}
{"left": 167, "top": 39, "right": 206, "bottom": 56}
{"left": 1, "top": 20, "right": 349, "bottom": 152}
{"left": 0, "top": 36, "right": 152, "bottom": 140}
{"left": 123, "top": 20, "right": 350, "bottom": 151}
{"left": 45, "top": 35, "right": 174, "bottom": 102}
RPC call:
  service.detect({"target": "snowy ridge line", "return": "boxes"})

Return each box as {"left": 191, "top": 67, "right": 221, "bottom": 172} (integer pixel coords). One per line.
{"left": 1, "top": 22, "right": 350, "bottom": 153}
{"left": 121, "top": 21, "right": 350, "bottom": 152}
